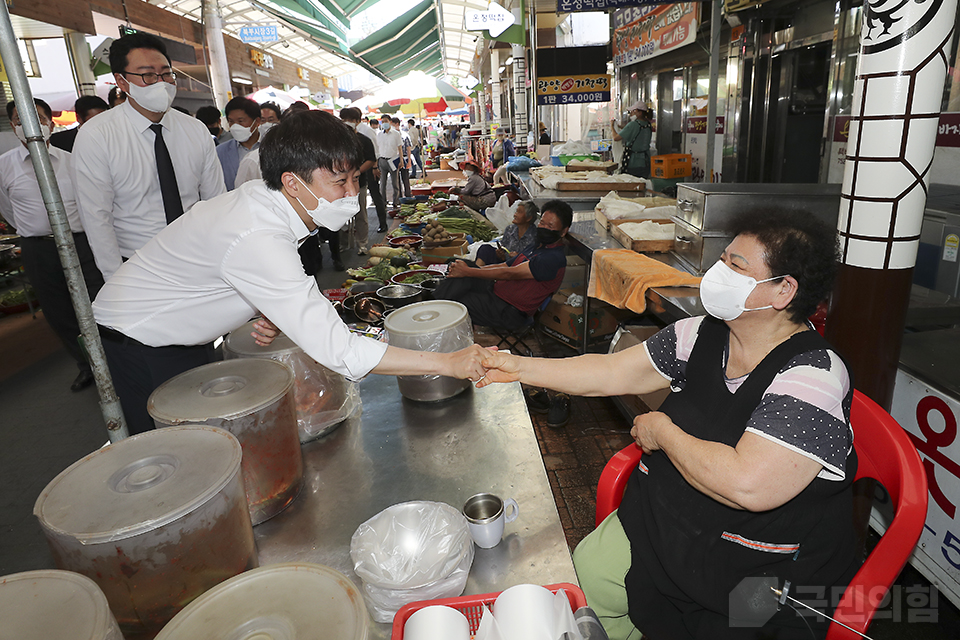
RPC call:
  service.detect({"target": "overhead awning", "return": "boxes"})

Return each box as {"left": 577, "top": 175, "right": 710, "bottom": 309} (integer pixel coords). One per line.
{"left": 349, "top": 0, "right": 443, "bottom": 82}
{"left": 255, "top": 0, "right": 350, "bottom": 52}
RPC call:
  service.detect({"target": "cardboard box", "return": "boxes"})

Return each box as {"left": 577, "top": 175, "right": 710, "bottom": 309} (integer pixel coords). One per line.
{"left": 538, "top": 288, "right": 628, "bottom": 347}
{"left": 421, "top": 239, "right": 469, "bottom": 264}
{"left": 561, "top": 255, "right": 586, "bottom": 292}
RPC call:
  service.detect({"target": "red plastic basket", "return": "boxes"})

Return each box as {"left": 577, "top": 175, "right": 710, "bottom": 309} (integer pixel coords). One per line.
{"left": 390, "top": 583, "right": 586, "bottom": 639}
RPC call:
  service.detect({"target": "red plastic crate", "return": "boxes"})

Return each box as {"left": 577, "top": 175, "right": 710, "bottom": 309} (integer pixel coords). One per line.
{"left": 391, "top": 583, "right": 586, "bottom": 639}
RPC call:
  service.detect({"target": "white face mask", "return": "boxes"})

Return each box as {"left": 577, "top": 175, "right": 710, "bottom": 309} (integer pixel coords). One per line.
{"left": 343, "top": 121, "right": 357, "bottom": 130}
{"left": 699, "top": 260, "right": 787, "bottom": 321}
{"left": 258, "top": 121, "right": 277, "bottom": 137}
{"left": 629, "top": 114, "right": 638, "bottom": 121}
{"left": 463, "top": 170, "right": 474, "bottom": 177}
{"left": 230, "top": 122, "right": 258, "bottom": 144}
{"left": 13, "top": 123, "right": 51, "bottom": 145}
{"left": 381, "top": 122, "right": 391, "bottom": 131}
{"left": 292, "top": 174, "right": 359, "bottom": 231}
{"left": 125, "top": 80, "right": 177, "bottom": 114}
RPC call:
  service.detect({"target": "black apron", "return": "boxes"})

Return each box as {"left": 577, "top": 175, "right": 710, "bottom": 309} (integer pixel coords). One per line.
{"left": 618, "top": 317, "right": 858, "bottom": 640}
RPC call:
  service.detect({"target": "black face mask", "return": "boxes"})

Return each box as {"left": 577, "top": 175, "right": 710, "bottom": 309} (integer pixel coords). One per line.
{"left": 537, "top": 227, "right": 562, "bottom": 246}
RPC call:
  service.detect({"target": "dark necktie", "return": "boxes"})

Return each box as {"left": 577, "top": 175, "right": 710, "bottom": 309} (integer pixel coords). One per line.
{"left": 149, "top": 123, "right": 183, "bottom": 223}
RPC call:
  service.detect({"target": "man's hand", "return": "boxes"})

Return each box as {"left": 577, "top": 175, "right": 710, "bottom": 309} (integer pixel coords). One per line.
{"left": 495, "top": 248, "right": 508, "bottom": 261}
{"left": 630, "top": 411, "right": 675, "bottom": 455}
{"left": 477, "top": 347, "right": 521, "bottom": 387}
{"left": 447, "top": 260, "right": 474, "bottom": 278}
{"left": 373, "top": 168, "right": 381, "bottom": 179}
{"left": 251, "top": 317, "right": 279, "bottom": 346}
{"left": 448, "top": 344, "right": 491, "bottom": 384}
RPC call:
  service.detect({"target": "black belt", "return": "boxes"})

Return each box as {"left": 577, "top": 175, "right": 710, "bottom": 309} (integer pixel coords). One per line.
{"left": 98, "top": 325, "right": 147, "bottom": 348}
{"left": 23, "top": 232, "right": 86, "bottom": 241}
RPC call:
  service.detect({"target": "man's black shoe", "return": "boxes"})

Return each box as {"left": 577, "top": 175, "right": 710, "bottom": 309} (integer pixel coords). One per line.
{"left": 377, "top": 226, "right": 388, "bottom": 233}
{"left": 71, "top": 369, "right": 95, "bottom": 392}
{"left": 333, "top": 259, "right": 346, "bottom": 271}
{"left": 546, "top": 393, "right": 571, "bottom": 429}
{"left": 523, "top": 387, "right": 550, "bottom": 414}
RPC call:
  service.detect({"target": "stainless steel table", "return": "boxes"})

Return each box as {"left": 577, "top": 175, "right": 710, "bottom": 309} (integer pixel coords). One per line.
{"left": 254, "top": 374, "right": 577, "bottom": 638}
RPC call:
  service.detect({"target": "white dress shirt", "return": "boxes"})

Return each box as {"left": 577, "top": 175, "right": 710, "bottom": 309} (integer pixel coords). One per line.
{"left": 377, "top": 128, "right": 402, "bottom": 161}
{"left": 0, "top": 144, "right": 84, "bottom": 236}
{"left": 234, "top": 149, "right": 262, "bottom": 187}
{"left": 357, "top": 122, "right": 379, "bottom": 149}
{"left": 93, "top": 180, "right": 387, "bottom": 381}
{"left": 72, "top": 101, "right": 226, "bottom": 279}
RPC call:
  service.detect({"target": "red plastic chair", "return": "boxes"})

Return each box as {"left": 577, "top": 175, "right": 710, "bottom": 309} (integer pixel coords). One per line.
{"left": 594, "top": 390, "right": 928, "bottom": 640}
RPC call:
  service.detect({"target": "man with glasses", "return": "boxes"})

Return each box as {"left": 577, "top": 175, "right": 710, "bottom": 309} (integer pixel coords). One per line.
{"left": 72, "top": 32, "right": 224, "bottom": 280}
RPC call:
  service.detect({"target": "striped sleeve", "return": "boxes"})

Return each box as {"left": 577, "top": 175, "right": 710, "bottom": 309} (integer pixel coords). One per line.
{"left": 642, "top": 316, "right": 705, "bottom": 390}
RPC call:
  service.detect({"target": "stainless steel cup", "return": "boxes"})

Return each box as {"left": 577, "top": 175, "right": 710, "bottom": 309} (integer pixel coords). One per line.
{"left": 462, "top": 493, "right": 519, "bottom": 548}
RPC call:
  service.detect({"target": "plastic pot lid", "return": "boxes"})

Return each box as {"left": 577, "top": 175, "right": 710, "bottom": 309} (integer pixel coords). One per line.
{"left": 0, "top": 570, "right": 121, "bottom": 639}
{"left": 224, "top": 319, "right": 301, "bottom": 357}
{"left": 34, "top": 426, "right": 242, "bottom": 544}
{"left": 147, "top": 359, "right": 293, "bottom": 424}
{"left": 384, "top": 300, "right": 468, "bottom": 337}
{"left": 154, "top": 563, "right": 369, "bottom": 640}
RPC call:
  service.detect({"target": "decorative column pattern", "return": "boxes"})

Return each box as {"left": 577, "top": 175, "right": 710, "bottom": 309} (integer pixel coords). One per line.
{"left": 512, "top": 43, "right": 528, "bottom": 139}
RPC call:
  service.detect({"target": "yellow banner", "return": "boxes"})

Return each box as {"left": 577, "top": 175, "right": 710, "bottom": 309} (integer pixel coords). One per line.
{"left": 0, "top": 54, "right": 7, "bottom": 83}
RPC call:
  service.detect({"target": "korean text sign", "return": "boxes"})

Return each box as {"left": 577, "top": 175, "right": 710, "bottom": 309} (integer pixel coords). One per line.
{"left": 536, "top": 74, "right": 611, "bottom": 106}
{"left": 612, "top": 3, "right": 699, "bottom": 68}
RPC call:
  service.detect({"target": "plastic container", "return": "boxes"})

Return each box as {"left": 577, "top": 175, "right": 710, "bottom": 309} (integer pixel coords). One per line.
{"left": 147, "top": 359, "right": 303, "bottom": 525}
{"left": 391, "top": 583, "right": 586, "bottom": 639}
{"left": 651, "top": 153, "right": 692, "bottom": 178}
{"left": 223, "top": 319, "right": 360, "bottom": 443}
{"left": 154, "top": 563, "right": 369, "bottom": 640}
{"left": 0, "top": 570, "right": 123, "bottom": 640}
{"left": 384, "top": 300, "right": 473, "bottom": 401}
{"left": 33, "top": 427, "right": 257, "bottom": 638}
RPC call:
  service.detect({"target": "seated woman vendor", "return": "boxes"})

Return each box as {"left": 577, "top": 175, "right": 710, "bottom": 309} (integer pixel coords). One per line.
{"left": 478, "top": 210, "right": 858, "bottom": 640}
{"left": 451, "top": 161, "right": 496, "bottom": 211}
{"left": 475, "top": 201, "right": 538, "bottom": 266}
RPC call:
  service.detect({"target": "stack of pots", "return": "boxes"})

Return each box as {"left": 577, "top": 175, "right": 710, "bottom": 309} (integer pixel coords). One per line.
{"left": 147, "top": 359, "right": 303, "bottom": 525}
{"left": 0, "top": 570, "right": 123, "bottom": 639}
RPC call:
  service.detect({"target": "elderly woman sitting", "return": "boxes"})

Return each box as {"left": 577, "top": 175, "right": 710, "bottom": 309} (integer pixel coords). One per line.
{"left": 451, "top": 160, "right": 496, "bottom": 212}
{"left": 475, "top": 201, "right": 539, "bottom": 266}
{"left": 479, "top": 210, "right": 858, "bottom": 640}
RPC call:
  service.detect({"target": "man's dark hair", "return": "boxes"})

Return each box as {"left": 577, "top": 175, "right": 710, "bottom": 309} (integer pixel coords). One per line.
{"left": 108, "top": 86, "right": 126, "bottom": 107}
{"left": 339, "top": 107, "right": 362, "bottom": 122}
{"left": 6, "top": 98, "right": 53, "bottom": 122}
{"left": 727, "top": 209, "right": 840, "bottom": 323}
{"left": 260, "top": 101, "right": 282, "bottom": 121}
{"left": 260, "top": 110, "right": 362, "bottom": 191}
{"left": 541, "top": 200, "right": 573, "bottom": 230}
{"left": 195, "top": 105, "right": 222, "bottom": 127}
{"left": 74, "top": 95, "right": 108, "bottom": 121}
{"left": 408, "top": 119, "right": 415, "bottom": 125}
{"left": 109, "top": 32, "right": 171, "bottom": 75}
{"left": 225, "top": 96, "right": 260, "bottom": 121}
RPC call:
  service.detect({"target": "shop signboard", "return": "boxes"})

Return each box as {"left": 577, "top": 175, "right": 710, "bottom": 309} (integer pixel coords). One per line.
{"left": 890, "top": 369, "right": 960, "bottom": 607}
{"left": 239, "top": 25, "right": 278, "bottom": 43}
{"left": 536, "top": 74, "right": 611, "bottom": 105}
{"left": 612, "top": 3, "right": 699, "bottom": 68}
{"left": 557, "top": 0, "right": 676, "bottom": 12}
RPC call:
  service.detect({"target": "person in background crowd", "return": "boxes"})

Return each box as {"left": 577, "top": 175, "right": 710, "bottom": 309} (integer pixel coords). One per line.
{"left": 340, "top": 107, "right": 375, "bottom": 255}
{"left": 407, "top": 118, "right": 423, "bottom": 179}
{"left": 538, "top": 122, "right": 551, "bottom": 145}
{"left": 451, "top": 160, "right": 495, "bottom": 212}
{"left": 612, "top": 102, "right": 653, "bottom": 179}
{"left": 393, "top": 117, "right": 412, "bottom": 199}
{"left": 261, "top": 101, "right": 282, "bottom": 124}
{"left": 92, "top": 110, "right": 488, "bottom": 434}
{"left": 50, "top": 95, "right": 109, "bottom": 153}
{"left": 108, "top": 86, "right": 126, "bottom": 108}
{"left": 475, "top": 200, "right": 538, "bottom": 267}
{"left": 377, "top": 115, "right": 402, "bottom": 222}
{"left": 195, "top": 105, "right": 232, "bottom": 144}
{"left": 490, "top": 128, "right": 515, "bottom": 169}
{"left": 282, "top": 101, "right": 311, "bottom": 119}
{"left": 0, "top": 98, "right": 104, "bottom": 392}
{"left": 216, "top": 97, "right": 262, "bottom": 190}
{"left": 357, "top": 115, "right": 388, "bottom": 232}
{"left": 72, "top": 31, "right": 225, "bottom": 280}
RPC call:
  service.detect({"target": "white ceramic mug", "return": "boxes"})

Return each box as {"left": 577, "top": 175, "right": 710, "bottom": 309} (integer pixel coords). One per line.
{"left": 462, "top": 493, "right": 519, "bottom": 548}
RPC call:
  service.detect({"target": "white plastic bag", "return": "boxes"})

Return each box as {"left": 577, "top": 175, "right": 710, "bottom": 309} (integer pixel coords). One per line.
{"left": 350, "top": 501, "right": 475, "bottom": 623}
{"left": 486, "top": 194, "right": 515, "bottom": 232}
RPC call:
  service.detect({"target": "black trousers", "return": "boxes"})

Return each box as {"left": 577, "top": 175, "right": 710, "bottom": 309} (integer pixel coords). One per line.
{"left": 435, "top": 277, "right": 527, "bottom": 330}
{"left": 19, "top": 234, "right": 104, "bottom": 371}
{"left": 99, "top": 330, "right": 217, "bottom": 435}
{"left": 365, "top": 169, "right": 387, "bottom": 227}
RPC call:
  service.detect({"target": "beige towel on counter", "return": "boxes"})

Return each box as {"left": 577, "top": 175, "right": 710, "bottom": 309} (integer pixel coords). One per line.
{"left": 588, "top": 249, "right": 701, "bottom": 314}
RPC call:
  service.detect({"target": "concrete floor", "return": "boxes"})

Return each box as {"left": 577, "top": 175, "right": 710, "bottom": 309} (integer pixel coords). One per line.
{"left": 2, "top": 204, "right": 958, "bottom": 637}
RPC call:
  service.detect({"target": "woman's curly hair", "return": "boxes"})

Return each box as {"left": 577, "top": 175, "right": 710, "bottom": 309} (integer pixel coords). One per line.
{"left": 727, "top": 209, "right": 839, "bottom": 323}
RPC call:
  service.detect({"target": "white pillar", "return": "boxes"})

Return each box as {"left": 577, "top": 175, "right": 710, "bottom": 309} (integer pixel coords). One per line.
{"left": 491, "top": 49, "right": 501, "bottom": 127}
{"left": 203, "top": 0, "right": 233, "bottom": 110}
{"left": 64, "top": 31, "right": 97, "bottom": 97}
{"left": 511, "top": 43, "right": 527, "bottom": 139}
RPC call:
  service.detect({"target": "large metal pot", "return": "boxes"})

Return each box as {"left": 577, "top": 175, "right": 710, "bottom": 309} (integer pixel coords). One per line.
{"left": 384, "top": 300, "right": 473, "bottom": 402}
{"left": 377, "top": 283, "right": 424, "bottom": 308}
{"left": 223, "top": 319, "right": 360, "bottom": 443}
{"left": 147, "top": 359, "right": 303, "bottom": 525}
{"left": 33, "top": 427, "right": 257, "bottom": 638}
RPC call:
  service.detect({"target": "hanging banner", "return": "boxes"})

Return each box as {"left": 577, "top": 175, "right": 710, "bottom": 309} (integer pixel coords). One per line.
{"left": 536, "top": 74, "right": 611, "bottom": 105}
{"left": 557, "top": 0, "right": 675, "bottom": 11}
{"left": 612, "top": 3, "right": 699, "bottom": 69}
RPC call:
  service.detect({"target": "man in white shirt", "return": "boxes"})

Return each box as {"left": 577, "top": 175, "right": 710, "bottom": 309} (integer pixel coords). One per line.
{"left": 0, "top": 98, "right": 104, "bottom": 391}
{"left": 377, "top": 115, "right": 403, "bottom": 213}
{"left": 93, "top": 111, "right": 488, "bottom": 434}
{"left": 407, "top": 118, "right": 423, "bottom": 179}
{"left": 357, "top": 116, "right": 387, "bottom": 232}
{"left": 72, "top": 32, "right": 225, "bottom": 280}
{"left": 216, "top": 96, "right": 263, "bottom": 190}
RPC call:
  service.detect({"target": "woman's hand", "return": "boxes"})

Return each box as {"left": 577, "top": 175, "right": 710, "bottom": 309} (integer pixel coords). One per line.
{"left": 448, "top": 344, "right": 490, "bottom": 383}
{"left": 631, "top": 411, "right": 675, "bottom": 455}
{"left": 495, "top": 247, "right": 508, "bottom": 261}
{"left": 251, "top": 317, "right": 279, "bottom": 346}
{"left": 477, "top": 348, "right": 522, "bottom": 387}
